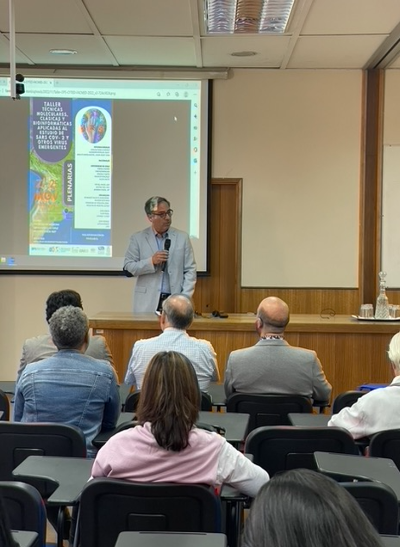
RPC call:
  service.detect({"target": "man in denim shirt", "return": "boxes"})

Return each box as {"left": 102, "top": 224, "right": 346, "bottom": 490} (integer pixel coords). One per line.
{"left": 14, "top": 305, "right": 120, "bottom": 458}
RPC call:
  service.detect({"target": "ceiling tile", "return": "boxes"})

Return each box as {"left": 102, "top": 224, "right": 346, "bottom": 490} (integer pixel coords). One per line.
{"left": 288, "top": 35, "right": 389, "bottom": 69}
{"left": 105, "top": 36, "right": 196, "bottom": 66}
{"left": 8, "top": 34, "right": 116, "bottom": 66}
{"left": 301, "top": 0, "right": 400, "bottom": 35}
{"left": 85, "top": 0, "right": 194, "bottom": 36}
{"left": 0, "top": 0, "right": 92, "bottom": 34}
{"left": 201, "top": 35, "right": 291, "bottom": 67}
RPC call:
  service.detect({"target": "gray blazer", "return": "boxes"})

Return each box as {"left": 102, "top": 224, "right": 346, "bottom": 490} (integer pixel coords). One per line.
{"left": 17, "top": 333, "right": 115, "bottom": 382}
{"left": 224, "top": 338, "right": 332, "bottom": 403}
{"left": 124, "top": 226, "right": 197, "bottom": 313}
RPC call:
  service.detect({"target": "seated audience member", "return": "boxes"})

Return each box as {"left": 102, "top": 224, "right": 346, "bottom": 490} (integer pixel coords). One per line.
{"left": 14, "top": 306, "right": 120, "bottom": 458}
{"left": 125, "top": 294, "right": 219, "bottom": 391}
{"left": 224, "top": 296, "right": 332, "bottom": 402}
{"left": 92, "top": 351, "right": 269, "bottom": 497}
{"left": 328, "top": 331, "right": 400, "bottom": 438}
{"left": 242, "top": 468, "right": 383, "bottom": 547}
{"left": 17, "top": 289, "right": 115, "bottom": 382}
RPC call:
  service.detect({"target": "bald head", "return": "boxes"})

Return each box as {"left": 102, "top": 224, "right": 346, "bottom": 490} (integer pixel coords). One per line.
{"left": 162, "top": 294, "right": 194, "bottom": 330}
{"left": 256, "top": 297, "right": 290, "bottom": 335}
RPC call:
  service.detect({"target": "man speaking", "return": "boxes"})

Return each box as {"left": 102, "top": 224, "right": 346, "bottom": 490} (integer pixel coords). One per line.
{"left": 123, "top": 196, "right": 197, "bottom": 313}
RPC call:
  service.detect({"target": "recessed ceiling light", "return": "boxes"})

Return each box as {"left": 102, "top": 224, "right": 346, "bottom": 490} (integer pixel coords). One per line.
{"left": 49, "top": 49, "right": 77, "bottom": 55}
{"left": 205, "top": 0, "right": 296, "bottom": 34}
{"left": 231, "top": 51, "right": 257, "bottom": 57}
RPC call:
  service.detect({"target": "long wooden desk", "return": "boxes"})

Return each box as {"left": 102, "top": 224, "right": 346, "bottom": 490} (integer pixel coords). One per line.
{"left": 90, "top": 313, "right": 399, "bottom": 399}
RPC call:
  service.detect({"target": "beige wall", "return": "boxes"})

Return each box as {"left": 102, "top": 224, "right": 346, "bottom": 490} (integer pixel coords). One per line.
{"left": 382, "top": 71, "right": 400, "bottom": 287}
{"left": 2, "top": 69, "right": 363, "bottom": 380}
{"left": 0, "top": 276, "right": 133, "bottom": 380}
{"left": 213, "top": 69, "right": 361, "bottom": 288}
{"left": 383, "top": 71, "right": 400, "bottom": 144}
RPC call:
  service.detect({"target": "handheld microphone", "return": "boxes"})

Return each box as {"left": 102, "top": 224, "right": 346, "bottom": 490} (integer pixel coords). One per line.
{"left": 161, "top": 238, "right": 171, "bottom": 272}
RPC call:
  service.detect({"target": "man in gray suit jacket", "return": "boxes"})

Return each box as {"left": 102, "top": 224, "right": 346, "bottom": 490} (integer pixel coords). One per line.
{"left": 17, "top": 289, "right": 115, "bottom": 382}
{"left": 124, "top": 196, "right": 197, "bottom": 313}
{"left": 224, "top": 296, "right": 332, "bottom": 403}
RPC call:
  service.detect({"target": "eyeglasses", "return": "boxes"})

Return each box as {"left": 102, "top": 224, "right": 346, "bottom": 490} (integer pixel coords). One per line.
{"left": 151, "top": 209, "right": 173, "bottom": 219}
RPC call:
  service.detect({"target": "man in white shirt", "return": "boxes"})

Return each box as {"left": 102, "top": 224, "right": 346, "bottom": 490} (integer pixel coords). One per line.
{"left": 328, "top": 331, "right": 400, "bottom": 438}
{"left": 125, "top": 294, "right": 219, "bottom": 391}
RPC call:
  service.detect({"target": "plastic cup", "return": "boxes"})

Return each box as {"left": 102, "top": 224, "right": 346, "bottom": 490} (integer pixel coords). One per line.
{"left": 359, "top": 304, "right": 374, "bottom": 318}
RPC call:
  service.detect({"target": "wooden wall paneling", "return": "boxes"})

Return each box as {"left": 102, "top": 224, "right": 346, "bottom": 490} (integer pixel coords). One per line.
{"left": 194, "top": 178, "right": 241, "bottom": 313}
{"left": 333, "top": 332, "right": 392, "bottom": 395}
{"left": 387, "top": 290, "right": 400, "bottom": 305}
{"left": 240, "top": 288, "right": 359, "bottom": 315}
{"left": 359, "top": 69, "right": 384, "bottom": 305}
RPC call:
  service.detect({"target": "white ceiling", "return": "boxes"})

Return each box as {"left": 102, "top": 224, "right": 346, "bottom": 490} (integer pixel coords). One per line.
{"left": 0, "top": 0, "right": 400, "bottom": 74}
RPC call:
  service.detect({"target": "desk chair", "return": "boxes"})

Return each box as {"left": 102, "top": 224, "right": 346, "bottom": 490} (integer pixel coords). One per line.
{"left": 0, "top": 388, "right": 10, "bottom": 420}
{"left": 0, "top": 481, "right": 47, "bottom": 547}
{"left": 76, "top": 478, "right": 222, "bottom": 547}
{"left": 125, "top": 391, "right": 213, "bottom": 412}
{"left": 0, "top": 422, "right": 86, "bottom": 547}
{"left": 124, "top": 391, "right": 140, "bottom": 413}
{"left": 245, "top": 426, "right": 358, "bottom": 477}
{"left": 115, "top": 531, "right": 227, "bottom": 547}
{"left": 332, "top": 390, "right": 367, "bottom": 414}
{"left": 340, "top": 482, "right": 399, "bottom": 535}
{"left": 380, "top": 537, "right": 400, "bottom": 546}
{"left": 369, "top": 429, "right": 400, "bottom": 471}
{"left": 226, "top": 393, "right": 313, "bottom": 433}
{"left": 0, "top": 422, "right": 86, "bottom": 490}
{"left": 357, "top": 383, "right": 389, "bottom": 392}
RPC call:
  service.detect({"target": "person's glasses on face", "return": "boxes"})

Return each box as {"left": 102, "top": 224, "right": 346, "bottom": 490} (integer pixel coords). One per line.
{"left": 151, "top": 209, "right": 173, "bottom": 219}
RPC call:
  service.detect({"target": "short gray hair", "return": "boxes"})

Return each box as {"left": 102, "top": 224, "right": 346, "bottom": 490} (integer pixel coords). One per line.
{"left": 49, "top": 305, "right": 89, "bottom": 350}
{"left": 388, "top": 332, "right": 400, "bottom": 373}
{"left": 144, "top": 196, "right": 170, "bottom": 216}
{"left": 162, "top": 294, "right": 194, "bottom": 330}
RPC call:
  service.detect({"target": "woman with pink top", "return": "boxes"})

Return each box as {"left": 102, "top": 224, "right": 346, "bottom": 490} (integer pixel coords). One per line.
{"left": 91, "top": 351, "right": 269, "bottom": 497}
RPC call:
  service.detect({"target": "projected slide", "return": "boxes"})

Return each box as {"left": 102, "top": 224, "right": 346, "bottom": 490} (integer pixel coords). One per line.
{"left": 0, "top": 77, "right": 209, "bottom": 273}
{"left": 29, "top": 99, "right": 112, "bottom": 258}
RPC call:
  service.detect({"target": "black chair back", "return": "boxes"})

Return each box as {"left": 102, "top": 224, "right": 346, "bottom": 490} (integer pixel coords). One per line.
{"left": 201, "top": 391, "right": 213, "bottom": 411}
{"left": 245, "top": 426, "right": 358, "bottom": 476}
{"left": 0, "top": 389, "right": 10, "bottom": 421}
{"left": 332, "top": 390, "right": 367, "bottom": 414}
{"left": 0, "top": 422, "right": 86, "bottom": 496}
{"left": 0, "top": 481, "right": 47, "bottom": 547}
{"left": 226, "top": 393, "right": 312, "bottom": 433}
{"left": 369, "top": 429, "right": 400, "bottom": 471}
{"left": 341, "top": 481, "right": 399, "bottom": 535}
{"left": 125, "top": 391, "right": 213, "bottom": 412}
{"left": 78, "top": 478, "right": 222, "bottom": 547}
{"left": 124, "top": 391, "right": 140, "bottom": 413}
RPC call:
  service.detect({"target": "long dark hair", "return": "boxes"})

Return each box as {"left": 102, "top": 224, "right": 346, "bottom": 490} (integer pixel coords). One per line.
{"left": 243, "top": 469, "right": 384, "bottom": 547}
{"left": 136, "top": 351, "right": 200, "bottom": 451}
